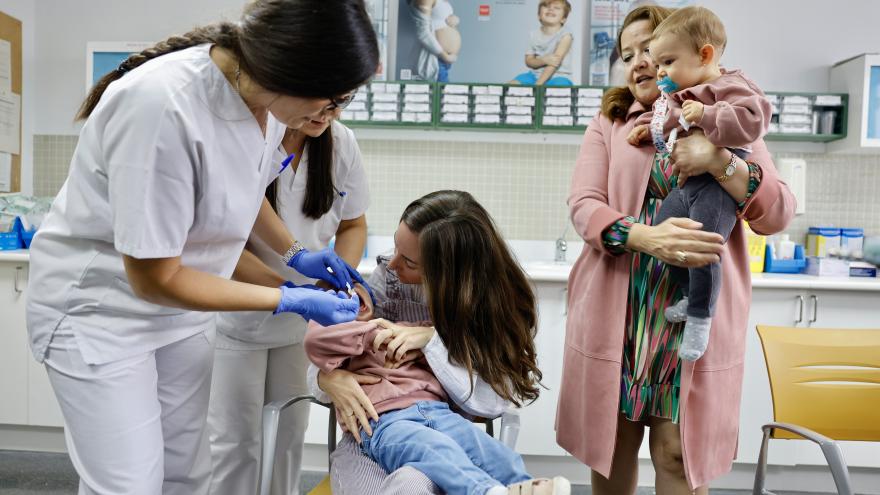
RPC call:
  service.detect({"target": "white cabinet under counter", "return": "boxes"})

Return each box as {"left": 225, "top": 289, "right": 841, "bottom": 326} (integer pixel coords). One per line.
{"left": 0, "top": 259, "right": 29, "bottom": 425}
{"left": 0, "top": 254, "right": 66, "bottom": 429}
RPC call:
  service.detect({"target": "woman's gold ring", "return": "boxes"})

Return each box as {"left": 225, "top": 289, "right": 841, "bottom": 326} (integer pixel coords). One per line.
{"left": 676, "top": 251, "right": 688, "bottom": 263}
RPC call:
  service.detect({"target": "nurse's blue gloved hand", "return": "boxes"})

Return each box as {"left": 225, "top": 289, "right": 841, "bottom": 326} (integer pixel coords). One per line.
{"left": 287, "top": 248, "right": 353, "bottom": 288}
{"left": 274, "top": 284, "right": 359, "bottom": 326}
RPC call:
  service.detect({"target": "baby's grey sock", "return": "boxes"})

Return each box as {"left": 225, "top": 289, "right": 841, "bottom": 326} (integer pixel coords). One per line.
{"left": 664, "top": 297, "right": 689, "bottom": 323}
{"left": 679, "top": 315, "right": 712, "bottom": 361}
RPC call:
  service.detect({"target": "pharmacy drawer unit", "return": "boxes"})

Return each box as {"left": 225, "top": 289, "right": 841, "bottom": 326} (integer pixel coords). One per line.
{"left": 339, "top": 81, "right": 435, "bottom": 127}
{"left": 539, "top": 86, "right": 605, "bottom": 131}
{"left": 436, "top": 82, "right": 538, "bottom": 130}
{"left": 766, "top": 92, "right": 848, "bottom": 142}
{"left": 337, "top": 81, "right": 850, "bottom": 144}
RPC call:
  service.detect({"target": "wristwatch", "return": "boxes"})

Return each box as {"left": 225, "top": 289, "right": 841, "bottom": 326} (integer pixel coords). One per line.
{"left": 715, "top": 152, "right": 738, "bottom": 183}
{"left": 281, "top": 240, "right": 306, "bottom": 266}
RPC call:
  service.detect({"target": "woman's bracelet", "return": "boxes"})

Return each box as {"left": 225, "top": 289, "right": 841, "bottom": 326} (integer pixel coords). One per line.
{"left": 281, "top": 240, "right": 306, "bottom": 266}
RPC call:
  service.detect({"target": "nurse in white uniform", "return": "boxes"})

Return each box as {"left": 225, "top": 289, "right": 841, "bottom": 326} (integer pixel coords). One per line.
{"left": 24, "top": 2, "right": 379, "bottom": 494}
{"left": 209, "top": 117, "right": 370, "bottom": 495}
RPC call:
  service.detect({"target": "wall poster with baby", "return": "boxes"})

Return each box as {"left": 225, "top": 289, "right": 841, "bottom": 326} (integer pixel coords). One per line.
{"left": 393, "top": 0, "right": 587, "bottom": 86}
{"left": 589, "top": 0, "right": 693, "bottom": 87}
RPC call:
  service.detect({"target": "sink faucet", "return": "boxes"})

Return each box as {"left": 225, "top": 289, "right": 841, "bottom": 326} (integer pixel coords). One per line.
{"left": 555, "top": 237, "right": 567, "bottom": 263}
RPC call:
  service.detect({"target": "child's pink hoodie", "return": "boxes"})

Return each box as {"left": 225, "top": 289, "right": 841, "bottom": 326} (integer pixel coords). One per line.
{"left": 304, "top": 320, "right": 448, "bottom": 431}
{"left": 636, "top": 68, "right": 772, "bottom": 148}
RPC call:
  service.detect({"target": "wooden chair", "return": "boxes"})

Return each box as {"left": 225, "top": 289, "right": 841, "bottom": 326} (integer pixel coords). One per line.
{"left": 753, "top": 325, "right": 880, "bottom": 495}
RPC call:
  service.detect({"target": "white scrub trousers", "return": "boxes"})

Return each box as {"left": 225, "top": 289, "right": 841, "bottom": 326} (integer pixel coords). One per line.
{"left": 208, "top": 342, "right": 310, "bottom": 495}
{"left": 44, "top": 325, "right": 215, "bottom": 495}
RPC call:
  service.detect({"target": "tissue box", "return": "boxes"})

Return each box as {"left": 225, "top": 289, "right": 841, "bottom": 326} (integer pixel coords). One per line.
{"left": 849, "top": 261, "right": 878, "bottom": 278}
{"left": 805, "top": 256, "right": 849, "bottom": 277}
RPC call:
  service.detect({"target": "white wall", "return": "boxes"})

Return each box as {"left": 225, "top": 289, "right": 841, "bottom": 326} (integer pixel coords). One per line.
{"left": 700, "top": 0, "right": 880, "bottom": 93}
{"left": 2, "top": 0, "right": 34, "bottom": 195}
{"left": 34, "top": 0, "right": 245, "bottom": 135}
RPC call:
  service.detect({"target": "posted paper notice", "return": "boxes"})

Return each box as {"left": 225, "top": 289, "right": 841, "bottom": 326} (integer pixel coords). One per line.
{"left": 0, "top": 88, "right": 21, "bottom": 155}
{"left": 0, "top": 39, "right": 10, "bottom": 92}
{"left": 0, "top": 151, "right": 11, "bottom": 192}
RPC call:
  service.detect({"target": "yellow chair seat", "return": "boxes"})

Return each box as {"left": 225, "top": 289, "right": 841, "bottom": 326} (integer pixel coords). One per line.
{"left": 307, "top": 475, "right": 332, "bottom": 495}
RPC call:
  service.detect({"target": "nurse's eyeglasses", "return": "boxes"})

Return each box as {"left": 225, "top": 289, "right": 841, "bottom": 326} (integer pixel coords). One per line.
{"left": 324, "top": 88, "right": 359, "bottom": 112}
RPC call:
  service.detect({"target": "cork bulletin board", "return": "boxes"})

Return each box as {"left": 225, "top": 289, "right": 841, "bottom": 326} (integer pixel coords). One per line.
{"left": 0, "top": 10, "right": 22, "bottom": 192}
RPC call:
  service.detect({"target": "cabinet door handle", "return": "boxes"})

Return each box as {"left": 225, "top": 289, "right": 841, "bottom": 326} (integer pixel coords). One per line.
{"left": 809, "top": 294, "right": 818, "bottom": 324}
{"left": 14, "top": 266, "right": 24, "bottom": 293}
{"left": 794, "top": 295, "right": 804, "bottom": 324}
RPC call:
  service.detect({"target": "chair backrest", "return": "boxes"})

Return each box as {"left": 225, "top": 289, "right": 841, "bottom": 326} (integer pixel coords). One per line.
{"left": 756, "top": 325, "right": 880, "bottom": 441}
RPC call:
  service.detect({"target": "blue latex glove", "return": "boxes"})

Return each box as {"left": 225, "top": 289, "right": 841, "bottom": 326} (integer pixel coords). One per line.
{"left": 274, "top": 284, "right": 359, "bottom": 326}
{"left": 288, "top": 248, "right": 353, "bottom": 288}
{"left": 656, "top": 75, "right": 679, "bottom": 93}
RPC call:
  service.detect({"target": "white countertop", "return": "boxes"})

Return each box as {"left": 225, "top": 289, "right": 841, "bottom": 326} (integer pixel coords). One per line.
{"left": 6, "top": 249, "right": 880, "bottom": 292}
{"left": 0, "top": 250, "right": 30, "bottom": 262}
{"left": 5, "top": 248, "right": 879, "bottom": 290}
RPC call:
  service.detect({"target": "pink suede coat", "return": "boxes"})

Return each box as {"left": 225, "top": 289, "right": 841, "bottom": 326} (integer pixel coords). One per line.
{"left": 556, "top": 101, "right": 796, "bottom": 489}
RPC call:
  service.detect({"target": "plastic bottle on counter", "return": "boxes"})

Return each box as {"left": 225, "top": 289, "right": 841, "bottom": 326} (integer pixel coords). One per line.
{"left": 776, "top": 234, "right": 795, "bottom": 260}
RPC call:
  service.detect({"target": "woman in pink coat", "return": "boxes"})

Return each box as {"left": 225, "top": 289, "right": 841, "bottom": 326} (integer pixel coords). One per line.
{"left": 556, "top": 5, "right": 796, "bottom": 494}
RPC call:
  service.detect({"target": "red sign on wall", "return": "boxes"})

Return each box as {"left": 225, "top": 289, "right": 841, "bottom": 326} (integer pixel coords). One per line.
{"left": 479, "top": 4, "right": 490, "bottom": 17}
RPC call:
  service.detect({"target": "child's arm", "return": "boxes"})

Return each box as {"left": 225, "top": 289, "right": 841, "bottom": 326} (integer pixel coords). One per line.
{"left": 525, "top": 54, "right": 545, "bottom": 70}
{"left": 535, "top": 33, "right": 573, "bottom": 85}
{"left": 691, "top": 86, "right": 772, "bottom": 148}
{"left": 304, "top": 321, "right": 381, "bottom": 373}
{"left": 627, "top": 96, "right": 679, "bottom": 145}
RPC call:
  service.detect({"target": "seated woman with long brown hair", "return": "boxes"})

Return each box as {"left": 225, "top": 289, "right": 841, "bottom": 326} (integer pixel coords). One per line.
{"left": 305, "top": 190, "right": 569, "bottom": 495}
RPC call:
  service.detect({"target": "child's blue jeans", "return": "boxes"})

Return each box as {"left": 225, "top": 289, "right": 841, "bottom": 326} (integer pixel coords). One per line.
{"left": 359, "top": 401, "right": 530, "bottom": 495}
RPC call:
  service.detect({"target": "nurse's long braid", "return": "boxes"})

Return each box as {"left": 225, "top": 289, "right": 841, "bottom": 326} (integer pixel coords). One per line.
{"left": 76, "top": 22, "right": 239, "bottom": 121}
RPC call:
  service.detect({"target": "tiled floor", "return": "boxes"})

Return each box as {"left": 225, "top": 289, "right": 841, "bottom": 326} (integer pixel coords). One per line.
{"left": 0, "top": 450, "right": 828, "bottom": 494}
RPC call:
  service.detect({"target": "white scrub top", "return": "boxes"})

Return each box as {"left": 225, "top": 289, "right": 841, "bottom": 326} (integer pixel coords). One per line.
{"left": 26, "top": 44, "right": 286, "bottom": 365}
{"left": 216, "top": 121, "right": 369, "bottom": 350}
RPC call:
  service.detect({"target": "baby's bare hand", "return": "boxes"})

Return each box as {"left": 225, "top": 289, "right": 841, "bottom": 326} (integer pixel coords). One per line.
{"left": 627, "top": 124, "right": 649, "bottom": 146}
{"left": 681, "top": 100, "right": 704, "bottom": 124}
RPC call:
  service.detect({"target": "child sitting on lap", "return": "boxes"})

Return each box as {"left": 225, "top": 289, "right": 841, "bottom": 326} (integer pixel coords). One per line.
{"left": 305, "top": 191, "right": 571, "bottom": 495}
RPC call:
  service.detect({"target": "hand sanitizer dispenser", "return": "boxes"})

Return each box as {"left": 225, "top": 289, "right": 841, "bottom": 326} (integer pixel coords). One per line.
{"left": 776, "top": 158, "right": 806, "bottom": 215}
